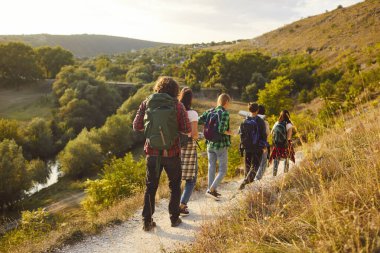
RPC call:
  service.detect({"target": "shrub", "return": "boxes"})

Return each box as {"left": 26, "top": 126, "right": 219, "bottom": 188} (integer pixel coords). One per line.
{"left": 59, "top": 129, "right": 103, "bottom": 179}
{"left": 0, "top": 139, "right": 30, "bottom": 208}
{"left": 82, "top": 153, "right": 145, "bottom": 215}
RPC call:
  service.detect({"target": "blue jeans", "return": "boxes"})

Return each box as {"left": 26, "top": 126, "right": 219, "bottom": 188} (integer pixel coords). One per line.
{"left": 273, "top": 158, "right": 289, "bottom": 176}
{"left": 207, "top": 147, "right": 228, "bottom": 191}
{"left": 180, "top": 159, "right": 198, "bottom": 205}
{"left": 255, "top": 150, "right": 268, "bottom": 181}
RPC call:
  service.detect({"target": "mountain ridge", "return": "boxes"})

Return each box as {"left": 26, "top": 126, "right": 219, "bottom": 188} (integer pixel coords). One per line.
{"left": 214, "top": 0, "right": 380, "bottom": 68}
{"left": 0, "top": 34, "right": 175, "bottom": 58}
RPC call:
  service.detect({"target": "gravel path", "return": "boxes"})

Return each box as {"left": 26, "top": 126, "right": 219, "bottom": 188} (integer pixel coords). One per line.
{"left": 57, "top": 151, "right": 304, "bottom": 253}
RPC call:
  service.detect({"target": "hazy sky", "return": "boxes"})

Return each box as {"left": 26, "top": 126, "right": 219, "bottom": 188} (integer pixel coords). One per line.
{"left": 1, "top": 0, "right": 362, "bottom": 44}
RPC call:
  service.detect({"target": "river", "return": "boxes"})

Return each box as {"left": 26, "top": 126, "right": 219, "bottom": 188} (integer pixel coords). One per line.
{"left": 27, "top": 161, "right": 60, "bottom": 195}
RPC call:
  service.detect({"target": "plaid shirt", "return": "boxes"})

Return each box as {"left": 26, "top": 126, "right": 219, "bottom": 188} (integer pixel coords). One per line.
{"left": 198, "top": 106, "right": 231, "bottom": 149}
{"left": 133, "top": 99, "right": 191, "bottom": 157}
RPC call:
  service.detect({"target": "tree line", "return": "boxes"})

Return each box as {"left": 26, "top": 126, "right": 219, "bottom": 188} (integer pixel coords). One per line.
{"left": 0, "top": 42, "right": 74, "bottom": 87}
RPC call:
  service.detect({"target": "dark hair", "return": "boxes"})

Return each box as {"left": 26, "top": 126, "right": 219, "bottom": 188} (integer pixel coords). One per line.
{"left": 154, "top": 76, "right": 179, "bottom": 98}
{"left": 278, "top": 110, "right": 291, "bottom": 123}
{"left": 179, "top": 87, "right": 193, "bottom": 110}
{"left": 248, "top": 102, "right": 259, "bottom": 113}
{"left": 258, "top": 105, "right": 265, "bottom": 115}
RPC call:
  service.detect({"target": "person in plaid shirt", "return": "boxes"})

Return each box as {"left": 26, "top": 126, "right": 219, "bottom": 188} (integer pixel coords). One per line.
{"left": 198, "top": 93, "right": 232, "bottom": 200}
{"left": 133, "top": 77, "right": 191, "bottom": 231}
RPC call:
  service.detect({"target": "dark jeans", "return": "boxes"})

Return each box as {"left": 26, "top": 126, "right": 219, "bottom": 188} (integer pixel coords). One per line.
{"left": 243, "top": 150, "right": 263, "bottom": 183}
{"left": 142, "top": 155, "right": 182, "bottom": 223}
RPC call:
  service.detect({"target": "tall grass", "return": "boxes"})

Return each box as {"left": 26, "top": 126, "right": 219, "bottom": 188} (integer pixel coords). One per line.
{"left": 184, "top": 103, "right": 380, "bottom": 252}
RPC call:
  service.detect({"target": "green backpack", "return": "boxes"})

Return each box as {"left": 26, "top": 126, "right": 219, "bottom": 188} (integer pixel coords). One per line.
{"left": 273, "top": 121, "right": 288, "bottom": 146}
{"left": 144, "top": 93, "right": 178, "bottom": 150}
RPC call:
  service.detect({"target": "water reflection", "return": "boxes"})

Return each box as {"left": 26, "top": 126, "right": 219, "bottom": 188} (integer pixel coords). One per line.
{"left": 27, "top": 161, "right": 60, "bottom": 195}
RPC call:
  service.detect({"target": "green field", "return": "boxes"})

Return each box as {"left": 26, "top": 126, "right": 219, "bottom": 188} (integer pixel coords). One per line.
{"left": 0, "top": 81, "right": 54, "bottom": 121}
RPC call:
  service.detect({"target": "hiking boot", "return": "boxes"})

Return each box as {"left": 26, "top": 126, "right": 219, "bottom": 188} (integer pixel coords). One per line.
{"left": 171, "top": 217, "right": 182, "bottom": 227}
{"left": 143, "top": 219, "right": 156, "bottom": 231}
{"left": 206, "top": 190, "right": 220, "bottom": 200}
{"left": 179, "top": 206, "right": 189, "bottom": 216}
{"left": 239, "top": 182, "right": 246, "bottom": 190}
{"left": 215, "top": 191, "right": 222, "bottom": 197}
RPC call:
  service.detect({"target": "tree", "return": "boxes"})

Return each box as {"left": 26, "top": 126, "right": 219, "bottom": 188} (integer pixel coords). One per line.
{"left": 21, "top": 118, "right": 54, "bottom": 160}
{"left": 35, "top": 46, "right": 74, "bottom": 79}
{"left": 0, "top": 139, "right": 30, "bottom": 208}
{"left": 0, "top": 42, "right": 42, "bottom": 86}
{"left": 227, "top": 51, "right": 272, "bottom": 93}
{"left": 257, "top": 76, "right": 294, "bottom": 116}
{"left": 59, "top": 129, "right": 103, "bottom": 179}
{"left": 97, "top": 115, "right": 136, "bottom": 157}
{"left": 0, "top": 118, "right": 21, "bottom": 143}
{"left": 183, "top": 50, "right": 216, "bottom": 87}
{"left": 27, "top": 159, "right": 50, "bottom": 185}
{"left": 53, "top": 66, "right": 122, "bottom": 134}
{"left": 125, "top": 63, "right": 153, "bottom": 84}
{"left": 207, "top": 53, "right": 230, "bottom": 88}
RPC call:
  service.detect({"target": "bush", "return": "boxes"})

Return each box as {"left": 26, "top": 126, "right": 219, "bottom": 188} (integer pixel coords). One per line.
{"left": 82, "top": 153, "right": 146, "bottom": 215}
{"left": 27, "top": 159, "right": 50, "bottom": 185}
{"left": 0, "top": 139, "right": 30, "bottom": 208}
{"left": 59, "top": 129, "right": 103, "bottom": 179}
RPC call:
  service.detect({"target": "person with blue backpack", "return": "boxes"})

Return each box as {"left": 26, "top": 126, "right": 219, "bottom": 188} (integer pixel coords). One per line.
{"left": 238, "top": 102, "right": 268, "bottom": 190}
{"left": 269, "top": 110, "right": 295, "bottom": 176}
{"left": 198, "top": 93, "right": 232, "bottom": 200}
{"left": 133, "top": 77, "right": 191, "bottom": 231}
{"left": 254, "top": 105, "right": 271, "bottom": 181}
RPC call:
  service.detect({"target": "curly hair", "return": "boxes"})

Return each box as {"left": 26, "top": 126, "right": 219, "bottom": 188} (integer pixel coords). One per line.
{"left": 154, "top": 76, "right": 179, "bottom": 98}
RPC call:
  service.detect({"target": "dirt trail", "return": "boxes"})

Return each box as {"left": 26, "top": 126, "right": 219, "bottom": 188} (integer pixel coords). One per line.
{"left": 57, "top": 151, "right": 304, "bottom": 253}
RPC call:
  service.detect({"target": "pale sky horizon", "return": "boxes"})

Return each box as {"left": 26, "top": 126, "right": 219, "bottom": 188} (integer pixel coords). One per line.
{"left": 1, "top": 0, "right": 363, "bottom": 44}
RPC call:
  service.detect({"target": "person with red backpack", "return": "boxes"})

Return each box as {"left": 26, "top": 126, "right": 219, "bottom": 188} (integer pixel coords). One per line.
{"left": 238, "top": 102, "right": 268, "bottom": 190}
{"left": 133, "top": 77, "right": 191, "bottom": 231}
{"left": 198, "top": 93, "right": 232, "bottom": 200}
{"left": 269, "top": 110, "right": 295, "bottom": 176}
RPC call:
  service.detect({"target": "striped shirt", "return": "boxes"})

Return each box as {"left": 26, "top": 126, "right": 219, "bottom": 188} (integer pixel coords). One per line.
{"left": 198, "top": 106, "right": 231, "bottom": 149}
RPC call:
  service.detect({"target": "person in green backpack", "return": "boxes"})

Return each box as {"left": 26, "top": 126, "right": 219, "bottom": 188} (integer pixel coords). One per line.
{"left": 269, "top": 110, "right": 295, "bottom": 176}
{"left": 133, "top": 77, "right": 191, "bottom": 231}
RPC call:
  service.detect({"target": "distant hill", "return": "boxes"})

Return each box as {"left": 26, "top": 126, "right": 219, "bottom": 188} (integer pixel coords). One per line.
{"left": 215, "top": 0, "right": 380, "bottom": 68}
{"left": 0, "top": 34, "right": 175, "bottom": 58}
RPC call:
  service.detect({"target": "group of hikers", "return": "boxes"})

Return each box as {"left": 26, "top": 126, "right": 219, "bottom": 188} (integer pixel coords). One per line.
{"left": 133, "top": 76, "right": 295, "bottom": 231}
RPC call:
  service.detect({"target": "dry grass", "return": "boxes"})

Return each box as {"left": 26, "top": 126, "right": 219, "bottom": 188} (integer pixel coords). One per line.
{"left": 183, "top": 103, "right": 380, "bottom": 252}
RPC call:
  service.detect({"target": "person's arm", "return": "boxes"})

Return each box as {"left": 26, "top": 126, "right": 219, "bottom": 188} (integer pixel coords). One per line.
{"left": 287, "top": 127, "right": 293, "bottom": 140}
{"left": 132, "top": 101, "right": 146, "bottom": 132}
{"left": 198, "top": 111, "right": 208, "bottom": 125}
{"left": 259, "top": 119, "right": 267, "bottom": 143}
{"left": 265, "top": 121, "right": 270, "bottom": 136}
{"left": 178, "top": 103, "right": 191, "bottom": 134}
{"left": 191, "top": 121, "right": 199, "bottom": 140}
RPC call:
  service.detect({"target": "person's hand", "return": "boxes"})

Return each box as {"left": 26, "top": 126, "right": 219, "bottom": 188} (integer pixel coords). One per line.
{"left": 225, "top": 130, "right": 232, "bottom": 135}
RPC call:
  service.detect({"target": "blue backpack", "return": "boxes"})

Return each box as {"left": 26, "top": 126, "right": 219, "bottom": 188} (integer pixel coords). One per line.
{"left": 203, "top": 108, "right": 223, "bottom": 142}
{"left": 239, "top": 116, "right": 261, "bottom": 149}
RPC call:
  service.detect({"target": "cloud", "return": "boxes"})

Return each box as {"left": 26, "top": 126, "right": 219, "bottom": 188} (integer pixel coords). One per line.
{"left": 0, "top": 0, "right": 363, "bottom": 43}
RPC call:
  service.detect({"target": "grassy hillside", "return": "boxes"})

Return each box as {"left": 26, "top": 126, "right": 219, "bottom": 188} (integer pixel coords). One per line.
{"left": 0, "top": 34, "right": 175, "bottom": 58}
{"left": 182, "top": 98, "right": 380, "bottom": 252}
{"left": 215, "top": 0, "right": 380, "bottom": 68}
{"left": 0, "top": 81, "right": 53, "bottom": 121}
